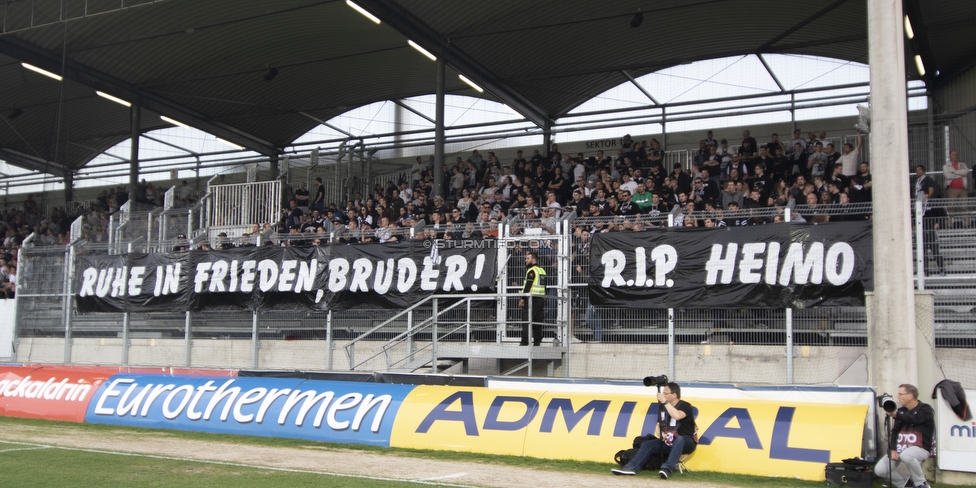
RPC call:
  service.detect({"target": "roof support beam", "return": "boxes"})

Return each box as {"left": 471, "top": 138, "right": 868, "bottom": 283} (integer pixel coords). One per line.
{"left": 351, "top": 0, "right": 551, "bottom": 129}
{"left": 298, "top": 112, "right": 355, "bottom": 138}
{"left": 621, "top": 70, "right": 659, "bottom": 105}
{"left": 393, "top": 99, "right": 436, "bottom": 125}
{"left": 0, "top": 147, "right": 70, "bottom": 177}
{"left": 756, "top": 54, "right": 786, "bottom": 92}
{"left": 0, "top": 36, "right": 279, "bottom": 158}
{"left": 142, "top": 134, "right": 200, "bottom": 156}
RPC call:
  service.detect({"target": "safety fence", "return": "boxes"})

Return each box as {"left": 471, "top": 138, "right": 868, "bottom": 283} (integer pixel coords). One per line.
{"left": 11, "top": 198, "right": 976, "bottom": 386}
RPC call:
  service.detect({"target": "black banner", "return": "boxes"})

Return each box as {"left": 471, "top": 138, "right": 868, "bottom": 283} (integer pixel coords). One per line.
{"left": 589, "top": 221, "right": 873, "bottom": 308}
{"left": 75, "top": 242, "right": 497, "bottom": 313}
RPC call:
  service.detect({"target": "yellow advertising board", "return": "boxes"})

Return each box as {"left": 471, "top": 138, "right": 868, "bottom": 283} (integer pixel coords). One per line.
{"left": 390, "top": 386, "right": 867, "bottom": 481}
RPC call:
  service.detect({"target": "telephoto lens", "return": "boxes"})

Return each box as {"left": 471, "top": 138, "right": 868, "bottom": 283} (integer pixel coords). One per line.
{"left": 877, "top": 393, "right": 896, "bottom": 413}
{"left": 643, "top": 375, "right": 668, "bottom": 387}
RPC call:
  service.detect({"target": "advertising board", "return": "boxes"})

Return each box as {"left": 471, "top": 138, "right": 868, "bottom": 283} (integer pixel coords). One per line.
{"left": 84, "top": 374, "right": 414, "bottom": 446}
{"left": 389, "top": 385, "right": 867, "bottom": 480}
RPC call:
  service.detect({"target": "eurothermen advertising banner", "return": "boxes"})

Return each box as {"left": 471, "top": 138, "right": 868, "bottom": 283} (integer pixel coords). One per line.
{"left": 84, "top": 374, "right": 414, "bottom": 446}
{"left": 589, "top": 221, "right": 873, "bottom": 308}
{"left": 74, "top": 242, "right": 496, "bottom": 313}
{"left": 388, "top": 385, "right": 867, "bottom": 481}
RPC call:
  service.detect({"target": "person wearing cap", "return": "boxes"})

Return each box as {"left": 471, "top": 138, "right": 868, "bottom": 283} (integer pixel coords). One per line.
{"left": 216, "top": 232, "right": 235, "bottom": 250}
{"left": 173, "top": 234, "right": 189, "bottom": 252}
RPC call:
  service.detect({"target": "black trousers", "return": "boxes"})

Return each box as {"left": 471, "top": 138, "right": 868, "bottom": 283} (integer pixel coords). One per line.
{"left": 521, "top": 296, "right": 545, "bottom": 346}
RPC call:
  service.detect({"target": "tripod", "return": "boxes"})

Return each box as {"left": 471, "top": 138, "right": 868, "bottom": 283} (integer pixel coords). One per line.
{"left": 884, "top": 414, "right": 893, "bottom": 488}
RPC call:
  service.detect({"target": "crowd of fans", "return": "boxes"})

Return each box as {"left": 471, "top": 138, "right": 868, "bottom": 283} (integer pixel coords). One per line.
{"left": 247, "top": 127, "right": 873, "bottom": 249}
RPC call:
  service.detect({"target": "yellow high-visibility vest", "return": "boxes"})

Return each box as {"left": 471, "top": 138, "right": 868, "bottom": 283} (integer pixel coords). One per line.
{"left": 526, "top": 265, "right": 546, "bottom": 296}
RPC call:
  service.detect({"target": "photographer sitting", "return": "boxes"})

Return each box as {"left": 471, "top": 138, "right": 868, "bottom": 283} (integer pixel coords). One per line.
{"left": 612, "top": 382, "right": 697, "bottom": 479}
{"left": 874, "top": 384, "right": 934, "bottom": 488}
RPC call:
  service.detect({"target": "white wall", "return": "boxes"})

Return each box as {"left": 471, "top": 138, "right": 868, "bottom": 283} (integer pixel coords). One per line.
{"left": 0, "top": 300, "right": 15, "bottom": 361}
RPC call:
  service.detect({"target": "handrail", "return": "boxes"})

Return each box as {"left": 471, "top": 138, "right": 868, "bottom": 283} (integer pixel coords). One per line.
{"left": 342, "top": 293, "right": 467, "bottom": 361}
{"left": 342, "top": 291, "right": 519, "bottom": 354}
{"left": 344, "top": 292, "right": 561, "bottom": 371}
{"left": 345, "top": 295, "right": 480, "bottom": 370}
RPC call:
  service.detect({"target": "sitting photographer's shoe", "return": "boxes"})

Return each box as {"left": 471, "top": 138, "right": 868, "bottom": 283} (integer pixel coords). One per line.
{"left": 658, "top": 468, "right": 671, "bottom": 479}
{"left": 611, "top": 468, "right": 636, "bottom": 475}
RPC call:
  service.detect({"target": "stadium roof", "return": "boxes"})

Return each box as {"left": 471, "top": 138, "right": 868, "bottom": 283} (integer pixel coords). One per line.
{"left": 0, "top": 0, "right": 972, "bottom": 175}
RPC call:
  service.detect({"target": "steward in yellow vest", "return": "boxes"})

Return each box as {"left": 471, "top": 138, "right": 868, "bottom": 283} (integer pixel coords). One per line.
{"left": 519, "top": 250, "right": 546, "bottom": 346}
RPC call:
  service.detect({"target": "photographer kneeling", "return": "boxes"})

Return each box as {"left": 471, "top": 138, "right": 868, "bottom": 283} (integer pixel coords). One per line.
{"left": 612, "top": 382, "right": 697, "bottom": 479}
{"left": 874, "top": 384, "right": 934, "bottom": 488}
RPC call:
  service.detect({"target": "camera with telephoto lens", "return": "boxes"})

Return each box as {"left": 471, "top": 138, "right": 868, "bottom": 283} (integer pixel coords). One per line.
{"left": 877, "top": 393, "right": 897, "bottom": 413}
{"left": 643, "top": 375, "right": 669, "bottom": 387}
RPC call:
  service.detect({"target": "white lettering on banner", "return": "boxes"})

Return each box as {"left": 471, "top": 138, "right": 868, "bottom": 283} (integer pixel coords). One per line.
{"left": 442, "top": 255, "right": 466, "bottom": 292}
{"left": 350, "top": 258, "right": 372, "bottom": 292}
{"left": 373, "top": 259, "right": 395, "bottom": 294}
{"left": 700, "top": 242, "right": 856, "bottom": 287}
{"left": 90, "top": 378, "right": 394, "bottom": 433}
{"left": 600, "top": 250, "right": 626, "bottom": 287}
{"left": 257, "top": 260, "right": 278, "bottom": 292}
{"left": 601, "top": 246, "right": 678, "bottom": 288}
{"left": 601, "top": 241, "right": 858, "bottom": 288}
{"left": 81, "top": 252, "right": 488, "bottom": 301}
{"left": 129, "top": 266, "right": 146, "bottom": 295}
{"left": 0, "top": 376, "right": 92, "bottom": 402}
{"left": 705, "top": 244, "right": 739, "bottom": 285}
{"left": 420, "top": 257, "right": 439, "bottom": 291}
{"left": 240, "top": 260, "right": 257, "bottom": 292}
{"left": 210, "top": 261, "right": 228, "bottom": 292}
{"left": 194, "top": 263, "right": 212, "bottom": 293}
{"left": 328, "top": 258, "right": 349, "bottom": 292}
{"left": 397, "top": 258, "right": 417, "bottom": 293}
{"left": 163, "top": 385, "right": 195, "bottom": 419}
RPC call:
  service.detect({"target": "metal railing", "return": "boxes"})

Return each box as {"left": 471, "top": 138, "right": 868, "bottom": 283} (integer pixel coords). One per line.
{"left": 206, "top": 180, "right": 281, "bottom": 228}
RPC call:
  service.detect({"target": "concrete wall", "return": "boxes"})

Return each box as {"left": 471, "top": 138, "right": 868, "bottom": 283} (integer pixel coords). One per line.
{"left": 17, "top": 337, "right": 878, "bottom": 386}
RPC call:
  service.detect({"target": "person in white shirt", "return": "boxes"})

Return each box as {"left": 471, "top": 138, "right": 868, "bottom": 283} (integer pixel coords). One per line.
{"left": 943, "top": 150, "right": 969, "bottom": 215}
{"left": 410, "top": 157, "right": 425, "bottom": 189}
{"left": 837, "top": 131, "right": 863, "bottom": 176}
{"left": 619, "top": 174, "right": 638, "bottom": 195}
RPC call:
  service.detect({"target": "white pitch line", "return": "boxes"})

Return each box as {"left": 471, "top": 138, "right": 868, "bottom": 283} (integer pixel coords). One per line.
{"left": 421, "top": 473, "right": 469, "bottom": 481}
{"left": 0, "top": 439, "right": 475, "bottom": 488}
{"left": 0, "top": 446, "right": 52, "bottom": 453}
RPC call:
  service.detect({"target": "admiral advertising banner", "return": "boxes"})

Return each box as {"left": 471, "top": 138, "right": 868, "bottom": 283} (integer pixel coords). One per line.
{"left": 74, "top": 242, "right": 496, "bottom": 313}
{"left": 589, "top": 221, "right": 873, "bottom": 308}
{"left": 389, "top": 385, "right": 867, "bottom": 481}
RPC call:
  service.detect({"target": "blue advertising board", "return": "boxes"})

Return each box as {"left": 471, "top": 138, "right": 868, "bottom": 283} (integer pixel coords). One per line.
{"left": 85, "top": 374, "right": 416, "bottom": 446}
